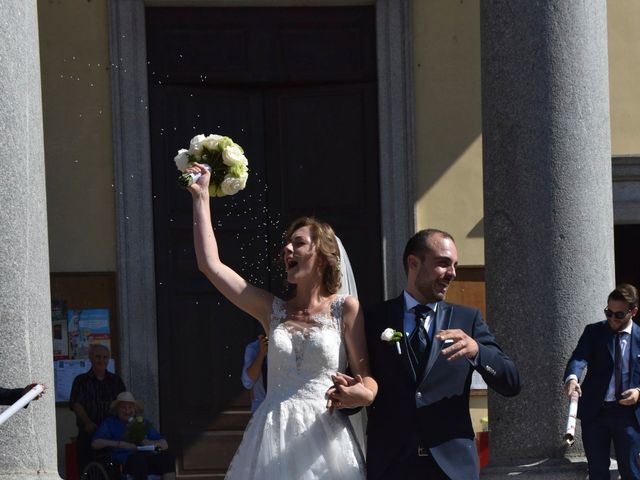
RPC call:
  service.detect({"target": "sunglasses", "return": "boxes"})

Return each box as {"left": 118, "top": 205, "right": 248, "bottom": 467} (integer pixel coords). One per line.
{"left": 604, "top": 308, "right": 631, "bottom": 319}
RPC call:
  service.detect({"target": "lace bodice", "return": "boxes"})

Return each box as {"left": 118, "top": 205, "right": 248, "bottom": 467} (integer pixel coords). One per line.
{"left": 267, "top": 295, "right": 348, "bottom": 402}
{"left": 225, "top": 293, "right": 365, "bottom": 480}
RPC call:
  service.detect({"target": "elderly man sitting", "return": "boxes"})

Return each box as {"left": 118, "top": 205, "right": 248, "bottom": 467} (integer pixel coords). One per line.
{"left": 92, "top": 391, "right": 175, "bottom": 480}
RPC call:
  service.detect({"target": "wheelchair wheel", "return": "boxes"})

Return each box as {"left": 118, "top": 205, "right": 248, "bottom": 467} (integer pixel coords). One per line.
{"left": 81, "top": 460, "right": 120, "bottom": 480}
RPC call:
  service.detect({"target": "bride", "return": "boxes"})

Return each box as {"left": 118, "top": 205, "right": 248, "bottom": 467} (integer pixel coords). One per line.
{"left": 186, "top": 163, "right": 377, "bottom": 479}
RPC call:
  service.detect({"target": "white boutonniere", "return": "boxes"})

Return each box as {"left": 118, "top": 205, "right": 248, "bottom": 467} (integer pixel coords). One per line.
{"left": 381, "top": 328, "right": 403, "bottom": 355}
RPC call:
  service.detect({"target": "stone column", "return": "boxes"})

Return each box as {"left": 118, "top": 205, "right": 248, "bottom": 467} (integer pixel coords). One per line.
{"left": 481, "top": 1, "right": 613, "bottom": 478}
{"left": 0, "top": 1, "right": 60, "bottom": 478}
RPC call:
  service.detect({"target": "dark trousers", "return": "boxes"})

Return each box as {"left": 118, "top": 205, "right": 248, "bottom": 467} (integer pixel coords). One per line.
{"left": 582, "top": 405, "right": 640, "bottom": 480}
{"left": 376, "top": 435, "right": 450, "bottom": 480}
{"left": 76, "top": 430, "right": 95, "bottom": 474}
{"left": 380, "top": 453, "right": 449, "bottom": 480}
{"left": 124, "top": 451, "right": 175, "bottom": 480}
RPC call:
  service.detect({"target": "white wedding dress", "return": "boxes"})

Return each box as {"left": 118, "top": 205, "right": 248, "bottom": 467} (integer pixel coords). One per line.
{"left": 225, "top": 295, "right": 366, "bottom": 479}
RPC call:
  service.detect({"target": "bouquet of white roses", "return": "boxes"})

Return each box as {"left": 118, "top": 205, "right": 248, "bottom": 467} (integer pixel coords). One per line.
{"left": 174, "top": 133, "right": 249, "bottom": 197}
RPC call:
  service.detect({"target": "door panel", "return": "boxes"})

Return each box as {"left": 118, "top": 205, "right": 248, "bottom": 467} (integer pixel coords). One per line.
{"left": 147, "top": 7, "right": 375, "bottom": 85}
{"left": 265, "top": 83, "right": 380, "bottom": 304}
{"left": 149, "top": 85, "right": 270, "bottom": 477}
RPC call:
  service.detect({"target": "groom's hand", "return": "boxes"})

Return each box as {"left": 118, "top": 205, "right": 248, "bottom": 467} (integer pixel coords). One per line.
{"left": 436, "top": 329, "right": 479, "bottom": 362}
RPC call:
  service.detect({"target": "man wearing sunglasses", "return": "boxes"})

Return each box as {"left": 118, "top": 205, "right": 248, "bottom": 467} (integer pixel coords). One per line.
{"left": 564, "top": 284, "right": 640, "bottom": 479}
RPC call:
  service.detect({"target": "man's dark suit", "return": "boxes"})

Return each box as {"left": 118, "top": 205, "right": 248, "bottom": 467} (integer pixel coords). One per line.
{"left": 0, "top": 387, "right": 24, "bottom": 406}
{"left": 365, "top": 295, "right": 521, "bottom": 480}
{"left": 564, "top": 321, "right": 640, "bottom": 478}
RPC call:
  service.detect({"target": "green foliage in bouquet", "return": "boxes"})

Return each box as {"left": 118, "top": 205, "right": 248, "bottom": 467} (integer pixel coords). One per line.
{"left": 125, "top": 416, "right": 148, "bottom": 445}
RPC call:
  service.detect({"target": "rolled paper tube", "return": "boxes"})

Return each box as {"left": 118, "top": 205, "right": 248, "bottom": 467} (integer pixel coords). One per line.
{"left": 137, "top": 445, "right": 157, "bottom": 452}
{"left": 564, "top": 391, "right": 579, "bottom": 445}
{"left": 188, "top": 163, "right": 212, "bottom": 184}
{"left": 0, "top": 384, "right": 44, "bottom": 427}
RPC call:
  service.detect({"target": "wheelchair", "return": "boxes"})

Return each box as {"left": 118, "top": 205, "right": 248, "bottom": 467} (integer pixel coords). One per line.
{"left": 80, "top": 452, "right": 161, "bottom": 480}
{"left": 80, "top": 453, "right": 121, "bottom": 480}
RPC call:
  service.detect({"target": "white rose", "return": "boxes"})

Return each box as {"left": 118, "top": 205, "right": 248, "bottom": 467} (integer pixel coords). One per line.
{"left": 174, "top": 149, "right": 190, "bottom": 172}
{"left": 222, "top": 144, "right": 248, "bottom": 167}
{"left": 220, "top": 172, "right": 248, "bottom": 196}
{"left": 188, "top": 134, "right": 207, "bottom": 156}
{"left": 380, "top": 328, "right": 395, "bottom": 342}
{"left": 201, "top": 134, "right": 223, "bottom": 152}
{"left": 227, "top": 163, "right": 248, "bottom": 178}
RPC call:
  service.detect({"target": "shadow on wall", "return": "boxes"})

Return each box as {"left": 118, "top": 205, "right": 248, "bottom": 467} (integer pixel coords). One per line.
{"left": 468, "top": 218, "right": 484, "bottom": 238}
{"left": 413, "top": 0, "right": 483, "bottom": 197}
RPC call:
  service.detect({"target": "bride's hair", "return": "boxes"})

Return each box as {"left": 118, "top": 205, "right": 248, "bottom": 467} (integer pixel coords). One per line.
{"left": 285, "top": 217, "right": 342, "bottom": 294}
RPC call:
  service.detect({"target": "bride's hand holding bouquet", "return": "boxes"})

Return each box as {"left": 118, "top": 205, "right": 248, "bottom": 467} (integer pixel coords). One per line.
{"left": 176, "top": 133, "right": 249, "bottom": 198}
{"left": 185, "top": 162, "right": 212, "bottom": 198}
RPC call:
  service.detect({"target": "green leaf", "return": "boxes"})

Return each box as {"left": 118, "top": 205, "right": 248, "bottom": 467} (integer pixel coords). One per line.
{"left": 177, "top": 173, "right": 194, "bottom": 189}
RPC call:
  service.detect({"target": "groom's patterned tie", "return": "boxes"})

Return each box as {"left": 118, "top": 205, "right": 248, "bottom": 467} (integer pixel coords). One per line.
{"left": 410, "top": 304, "right": 431, "bottom": 376}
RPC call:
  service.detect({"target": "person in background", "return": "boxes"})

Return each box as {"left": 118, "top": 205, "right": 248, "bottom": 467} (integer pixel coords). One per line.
{"left": 241, "top": 334, "right": 268, "bottom": 413}
{"left": 70, "top": 344, "right": 126, "bottom": 472}
{"left": 564, "top": 284, "right": 640, "bottom": 480}
{"left": 92, "top": 391, "right": 175, "bottom": 480}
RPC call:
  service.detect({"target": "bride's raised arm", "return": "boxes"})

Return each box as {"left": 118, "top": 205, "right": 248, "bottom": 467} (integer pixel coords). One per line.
{"left": 188, "top": 163, "right": 273, "bottom": 332}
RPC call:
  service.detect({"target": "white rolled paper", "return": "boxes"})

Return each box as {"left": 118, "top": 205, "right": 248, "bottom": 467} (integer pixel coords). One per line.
{"left": 0, "top": 384, "right": 44, "bottom": 427}
{"left": 564, "top": 391, "right": 579, "bottom": 445}
{"left": 188, "top": 163, "right": 212, "bottom": 184}
{"left": 137, "top": 445, "right": 157, "bottom": 452}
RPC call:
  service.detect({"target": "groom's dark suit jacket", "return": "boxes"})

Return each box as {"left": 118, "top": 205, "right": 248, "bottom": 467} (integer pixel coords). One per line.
{"left": 365, "top": 295, "right": 521, "bottom": 480}
{"left": 564, "top": 320, "right": 640, "bottom": 425}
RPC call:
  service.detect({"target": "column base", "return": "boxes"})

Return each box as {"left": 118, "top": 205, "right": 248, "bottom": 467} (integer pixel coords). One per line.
{"left": 480, "top": 456, "right": 601, "bottom": 479}
{"left": 0, "top": 473, "right": 61, "bottom": 480}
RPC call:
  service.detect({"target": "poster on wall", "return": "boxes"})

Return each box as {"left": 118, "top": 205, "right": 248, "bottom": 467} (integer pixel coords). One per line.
{"left": 67, "top": 308, "right": 111, "bottom": 359}
{"left": 52, "top": 319, "right": 69, "bottom": 359}
{"left": 51, "top": 299, "right": 69, "bottom": 359}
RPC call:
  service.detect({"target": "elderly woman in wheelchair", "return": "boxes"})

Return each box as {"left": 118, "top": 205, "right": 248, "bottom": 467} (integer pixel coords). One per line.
{"left": 87, "top": 391, "right": 176, "bottom": 480}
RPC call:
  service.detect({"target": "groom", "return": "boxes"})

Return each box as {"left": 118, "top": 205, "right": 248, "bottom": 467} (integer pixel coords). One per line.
{"left": 364, "top": 229, "right": 521, "bottom": 480}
